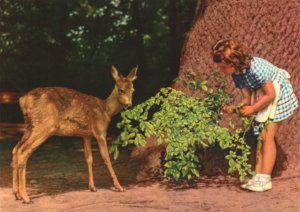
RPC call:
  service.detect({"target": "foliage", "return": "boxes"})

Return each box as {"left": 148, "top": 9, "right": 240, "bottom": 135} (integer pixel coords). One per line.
{"left": 0, "top": 0, "right": 195, "bottom": 97}
{"left": 110, "top": 72, "right": 254, "bottom": 182}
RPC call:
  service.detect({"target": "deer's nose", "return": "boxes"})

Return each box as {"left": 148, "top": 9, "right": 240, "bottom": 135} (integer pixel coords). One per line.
{"left": 124, "top": 103, "right": 132, "bottom": 108}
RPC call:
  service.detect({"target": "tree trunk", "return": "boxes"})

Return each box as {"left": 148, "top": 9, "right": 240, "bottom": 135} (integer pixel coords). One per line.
{"left": 174, "top": 0, "right": 300, "bottom": 177}
{"left": 134, "top": 0, "right": 300, "bottom": 180}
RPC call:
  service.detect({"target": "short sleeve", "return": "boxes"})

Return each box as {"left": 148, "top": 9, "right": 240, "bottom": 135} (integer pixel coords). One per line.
{"left": 232, "top": 73, "right": 246, "bottom": 89}
{"left": 249, "top": 72, "right": 267, "bottom": 89}
{"left": 248, "top": 63, "right": 267, "bottom": 89}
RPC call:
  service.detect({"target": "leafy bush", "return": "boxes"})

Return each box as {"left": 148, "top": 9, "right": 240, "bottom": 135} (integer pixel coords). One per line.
{"left": 110, "top": 71, "right": 254, "bottom": 182}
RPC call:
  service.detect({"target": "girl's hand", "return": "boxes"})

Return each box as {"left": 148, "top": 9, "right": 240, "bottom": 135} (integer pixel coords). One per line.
{"left": 240, "top": 106, "right": 255, "bottom": 116}
{"left": 223, "top": 105, "right": 235, "bottom": 114}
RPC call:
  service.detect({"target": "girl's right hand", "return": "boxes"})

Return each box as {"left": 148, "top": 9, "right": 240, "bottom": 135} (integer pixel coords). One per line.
{"left": 223, "top": 102, "right": 247, "bottom": 115}
{"left": 223, "top": 105, "right": 235, "bottom": 114}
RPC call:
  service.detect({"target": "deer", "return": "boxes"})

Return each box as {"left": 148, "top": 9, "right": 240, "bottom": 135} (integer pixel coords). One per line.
{"left": 11, "top": 65, "right": 138, "bottom": 204}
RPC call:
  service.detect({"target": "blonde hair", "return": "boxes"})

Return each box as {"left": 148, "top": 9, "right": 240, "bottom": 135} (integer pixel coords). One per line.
{"left": 211, "top": 39, "right": 253, "bottom": 72}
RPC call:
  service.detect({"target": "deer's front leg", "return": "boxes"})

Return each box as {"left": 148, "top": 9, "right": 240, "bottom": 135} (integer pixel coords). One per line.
{"left": 96, "top": 134, "right": 124, "bottom": 192}
{"left": 83, "top": 137, "right": 97, "bottom": 192}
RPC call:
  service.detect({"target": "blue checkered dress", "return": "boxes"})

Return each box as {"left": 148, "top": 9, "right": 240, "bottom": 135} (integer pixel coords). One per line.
{"left": 232, "top": 57, "right": 298, "bottom": 122}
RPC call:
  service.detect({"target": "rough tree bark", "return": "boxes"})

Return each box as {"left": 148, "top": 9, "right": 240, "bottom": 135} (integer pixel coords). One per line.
{"left": 133, "top": 0, "right": 300, "bottom": 180}
{"left": 174, "top": 0, "right": 300, "bottom": 177}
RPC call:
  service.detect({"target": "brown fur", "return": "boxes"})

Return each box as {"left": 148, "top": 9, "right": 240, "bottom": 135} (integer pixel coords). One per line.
{"left": 11, "top": 66, "right": 138, "bottom": 204}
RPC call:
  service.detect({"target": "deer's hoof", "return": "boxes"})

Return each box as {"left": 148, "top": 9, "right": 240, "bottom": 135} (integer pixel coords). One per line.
{"left": 90, "top": 187, "right": 97, "bottom": 192}
{"left": 22, "top": 199, "right": 33, "bottom": 204}
{"left": 113, "top": 182, "right": 125, "bottom": 192}
{"left": 116, "top": 187, "right": 125, "bottom": 192}
{"left": 14, "top": 193, "right": 22, "bottom": 200}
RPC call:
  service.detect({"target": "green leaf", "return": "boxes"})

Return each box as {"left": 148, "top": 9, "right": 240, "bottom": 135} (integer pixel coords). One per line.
{"left": 229, "top": 159, "right": 235, "bottom": 168}
{"left": 113, "top": 148, "right": 119, "bottom": 160}
{"left": 113, "top": 85, "right": 251, "bottom": 182}
{"left": 239, "top": 175, "right": 245, "bottom": 182}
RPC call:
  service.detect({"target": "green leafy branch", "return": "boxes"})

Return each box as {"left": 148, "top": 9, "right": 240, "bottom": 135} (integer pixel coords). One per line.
{"left": 110, "top": 73, "right": 254, "bottom": 182}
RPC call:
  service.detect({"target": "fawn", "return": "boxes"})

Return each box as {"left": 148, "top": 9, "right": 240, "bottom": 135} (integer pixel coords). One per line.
{"left": 11, "top": 66, "right": 137, "bottom": 203}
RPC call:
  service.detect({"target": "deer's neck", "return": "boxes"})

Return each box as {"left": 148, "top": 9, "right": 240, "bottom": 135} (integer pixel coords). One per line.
{"left": 104, "top": 86, "right": 123, "bottom": 117}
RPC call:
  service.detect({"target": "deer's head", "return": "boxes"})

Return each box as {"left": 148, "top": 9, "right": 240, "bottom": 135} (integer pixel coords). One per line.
{"left": 111, "top": 65, "right": 138, "bottom": 108}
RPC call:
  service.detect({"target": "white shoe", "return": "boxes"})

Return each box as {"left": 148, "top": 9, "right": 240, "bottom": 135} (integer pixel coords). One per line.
{"left": 240, "top": 175, "right": 257, "bottom": 189}
{"left": 241, "top": 179, "right": 254, "bottom": 189}
{"left": 246, "top": 178, "right": 272, "bottom": 192}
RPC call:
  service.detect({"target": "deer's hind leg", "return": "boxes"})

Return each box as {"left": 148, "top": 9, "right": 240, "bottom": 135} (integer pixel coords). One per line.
{"left": 83, "top": 137, "right": 97, "bottom": 192}
{"left": 11, "top": 129, "right": 32, "bottom": 200}
{"left": 16, "top": 128, "right": 52, "bottom": 204}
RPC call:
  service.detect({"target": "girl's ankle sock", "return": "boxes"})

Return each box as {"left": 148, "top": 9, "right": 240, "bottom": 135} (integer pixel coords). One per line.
{"left": 256, "top": 173, "right": 271, "bottom": 181}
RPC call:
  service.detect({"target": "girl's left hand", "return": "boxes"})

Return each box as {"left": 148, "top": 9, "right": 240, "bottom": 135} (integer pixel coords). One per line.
{"left": 240, "top": 106, "right": 255, "bottom": 116}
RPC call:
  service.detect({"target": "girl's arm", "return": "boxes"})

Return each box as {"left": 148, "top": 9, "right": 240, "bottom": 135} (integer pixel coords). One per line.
{"left": 240, "top": 87, "right": 251, "bottom": 106}
{"left": 241, "top": 81, "right": 276, "bottom": 115}
{"left": 223, "top": 87, "right": 251, "bottom": 113}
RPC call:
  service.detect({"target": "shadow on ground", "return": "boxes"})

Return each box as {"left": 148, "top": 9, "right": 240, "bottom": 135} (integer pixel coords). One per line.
{"left": 0, "top": 136, "right": 141, "bottom": 198}
{"left": 1, "top": 136, "right": 299, "bottom": 212}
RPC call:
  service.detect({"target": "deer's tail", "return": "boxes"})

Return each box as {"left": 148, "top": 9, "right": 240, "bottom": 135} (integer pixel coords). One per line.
{"left": 19, "top": 95, "right": 35, "bottom": 135}
{"left": 19, "top": 96, "right": 29, "bottom": 116}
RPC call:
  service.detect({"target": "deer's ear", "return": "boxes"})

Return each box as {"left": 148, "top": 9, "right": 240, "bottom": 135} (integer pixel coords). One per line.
{"left": 127, "top": 66, "right": 138, "bottom": 81}
{"left": 111, "top": 65, "right": 120, "bottom": 81}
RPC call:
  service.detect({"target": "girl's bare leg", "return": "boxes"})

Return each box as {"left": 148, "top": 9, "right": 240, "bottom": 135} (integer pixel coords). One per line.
{"left": 261, "top": 122, "right": 281, "bottom": 174}
{"left": 245, "top": 122, "right": 280, "bottom": 191}
{"left": 255, "top": 129, "right": 266, "bottom": 174}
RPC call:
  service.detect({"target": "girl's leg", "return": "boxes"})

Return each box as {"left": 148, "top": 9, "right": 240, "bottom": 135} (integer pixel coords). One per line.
{"left": 241, "top": 129, "right": 265, "bottom": 189}
{"left": 245, "top": 122, "right": 280, "bottom": 191}
{"left": 261, "top": 122, "right": 281, "bottom": 174}
{"left": 255, "top": 129, "right": 266, "bottom": 174}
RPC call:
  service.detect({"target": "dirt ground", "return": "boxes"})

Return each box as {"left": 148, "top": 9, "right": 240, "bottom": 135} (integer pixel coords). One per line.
{"left": 0, "top": 137, "right": 300, "bottom": 212}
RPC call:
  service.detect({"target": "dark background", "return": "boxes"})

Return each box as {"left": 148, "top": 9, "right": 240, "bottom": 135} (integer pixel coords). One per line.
{"left": 0, "top": 0, "right": 197, "bottom": 124}
{"left": 0, "top": 0, "right": 196, "bottom": 99}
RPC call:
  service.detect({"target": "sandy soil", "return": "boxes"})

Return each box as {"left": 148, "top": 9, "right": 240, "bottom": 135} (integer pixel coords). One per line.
{"left": 1, "top": 137, "right": 300, "bottom": 212}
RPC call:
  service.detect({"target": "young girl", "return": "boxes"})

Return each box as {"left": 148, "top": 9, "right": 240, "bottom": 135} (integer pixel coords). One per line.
{"left": 211, "top": 39, "right": 298, "bottom": 192}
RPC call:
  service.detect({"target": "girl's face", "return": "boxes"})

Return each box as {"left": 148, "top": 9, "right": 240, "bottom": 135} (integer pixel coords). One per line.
{"left": 216, "top": 63, "right": 236, "bottom": 75}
